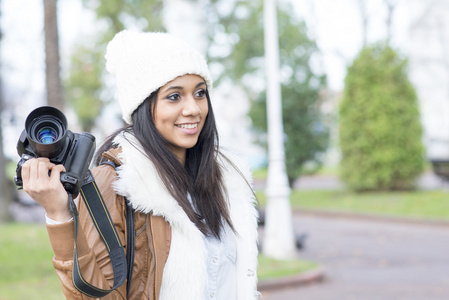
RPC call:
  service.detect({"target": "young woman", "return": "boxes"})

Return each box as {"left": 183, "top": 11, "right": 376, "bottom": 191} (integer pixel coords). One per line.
{"left": 21, "top": 30, "right": 259, "bottom": 299}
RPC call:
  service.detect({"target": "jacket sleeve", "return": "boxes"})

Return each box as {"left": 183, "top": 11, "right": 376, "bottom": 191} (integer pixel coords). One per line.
{"left": 46, "top": 165, "right": 127, "bottom": 299}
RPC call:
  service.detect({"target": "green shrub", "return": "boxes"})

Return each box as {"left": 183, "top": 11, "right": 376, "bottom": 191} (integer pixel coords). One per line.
{"left": 339, "top": 45, "right": 424, "bottom": 191}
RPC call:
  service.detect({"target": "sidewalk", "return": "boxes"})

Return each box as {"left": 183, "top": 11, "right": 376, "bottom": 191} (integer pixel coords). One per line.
{"left": 255, "top": 170, "right": 449, "bottom": 297}
{"left": 259, "top": 210, "right": 449, "bottom": 300}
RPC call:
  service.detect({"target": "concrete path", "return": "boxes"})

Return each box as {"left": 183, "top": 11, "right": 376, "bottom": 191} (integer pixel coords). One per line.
{"left": 260, "top": 212, "right": 449, "bottom": 300}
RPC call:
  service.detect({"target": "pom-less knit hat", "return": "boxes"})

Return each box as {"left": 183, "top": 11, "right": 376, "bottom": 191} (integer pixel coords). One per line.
{"left": 105, "top": 30, "right": 213, "bottom": 124}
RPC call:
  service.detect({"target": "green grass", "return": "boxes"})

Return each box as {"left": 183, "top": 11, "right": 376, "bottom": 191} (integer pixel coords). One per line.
{"left": 252, "top": 167, "right": 268, "bottom": 180}
{"left": 257, "top": 255, "right": 318, "bottom": 280}
{"left": 257, "top": 189, "right": 449, "bottom": 220}
{"left": 0, "top": 223, "right": 318, "bottom": 298}
{"left": 0, "top": 223, "right": 64, "bottom": 300}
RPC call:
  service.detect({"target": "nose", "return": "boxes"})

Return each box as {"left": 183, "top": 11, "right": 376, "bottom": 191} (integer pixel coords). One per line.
{"left": 182, "top": 96, "right": 201, "bottom": 117}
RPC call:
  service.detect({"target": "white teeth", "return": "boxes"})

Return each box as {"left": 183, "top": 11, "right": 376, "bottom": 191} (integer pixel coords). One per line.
{"left": 177, "top": 123, "right": 198, "bottom": 129}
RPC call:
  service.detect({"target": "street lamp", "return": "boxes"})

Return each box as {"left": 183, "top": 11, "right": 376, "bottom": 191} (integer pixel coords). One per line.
{"left": 262, "top": 0, "right": 296, "bottom": 259}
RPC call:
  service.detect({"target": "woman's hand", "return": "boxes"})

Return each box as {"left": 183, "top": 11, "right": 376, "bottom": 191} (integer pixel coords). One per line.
{"left": 21, "top": 157, "right": 72, "bottom": 222}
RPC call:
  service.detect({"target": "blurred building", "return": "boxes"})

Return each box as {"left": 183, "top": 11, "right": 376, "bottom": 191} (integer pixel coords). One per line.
{"left": 407, "top": 1, "right": 449, "bottom": 159}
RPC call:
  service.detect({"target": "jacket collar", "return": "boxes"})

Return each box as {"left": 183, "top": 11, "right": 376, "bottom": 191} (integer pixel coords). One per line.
{"left": 111, "top": 132, "right": 259, "bottom": 300}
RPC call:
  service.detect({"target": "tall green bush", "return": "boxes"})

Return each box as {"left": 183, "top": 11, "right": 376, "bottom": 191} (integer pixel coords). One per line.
{"left": 65, "top": 0, "right": 164, "bottom": 131}
{"left": 339, "top": 45, "right": 424, "bottom": 191}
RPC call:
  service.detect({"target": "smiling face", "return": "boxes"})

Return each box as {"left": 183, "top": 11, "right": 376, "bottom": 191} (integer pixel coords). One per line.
{"left": 153, "top": 74, "right": 209, "bottom": 164}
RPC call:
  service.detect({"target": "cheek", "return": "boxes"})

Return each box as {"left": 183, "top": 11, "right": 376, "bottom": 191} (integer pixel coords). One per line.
{"left": 153, "top": 106, "right": 173, "bottom": 134}
{"left": 154, "top": 102, "right": 174, "bottom": 121}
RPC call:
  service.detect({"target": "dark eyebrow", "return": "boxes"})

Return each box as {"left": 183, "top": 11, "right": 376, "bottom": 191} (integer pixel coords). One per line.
{"left": 195, "top": 82, "right": 206, "bottom": 89}
{"left": 163, "top": 81, "right": 206, "bottom": 93}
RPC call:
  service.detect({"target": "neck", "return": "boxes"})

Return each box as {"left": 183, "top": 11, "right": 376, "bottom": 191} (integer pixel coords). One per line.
{"left": 171, "top": 148, "right": 186, "bottom": 166}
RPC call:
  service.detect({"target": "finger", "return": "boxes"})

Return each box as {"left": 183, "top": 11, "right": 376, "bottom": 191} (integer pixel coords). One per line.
{"left": 49, "top": 164, "right": 66, "bottom": 183}
{"left": 37, "top": 160, "right": 54, "bottom": 180}
{"left": 36, "top": 157, "right": 51, "bottom": 163}
{"left": 21, "top": 159, "right": 32, "bottom": 185}
{"left": 27, "top": 159, "right": 39, "bottom": 183}
{"left": 22, "top": 158, "right": 40, "bottom": 192}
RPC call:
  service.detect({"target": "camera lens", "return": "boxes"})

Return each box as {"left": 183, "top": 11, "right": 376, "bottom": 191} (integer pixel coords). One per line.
{"left": 38, "top": 127, "right": 57, "bottom": 144}
{"left": 24, "top": 106, "right": 68, "bottom": 158}
{"left": 30, "top": 118, "right": 64, "bottom": 145}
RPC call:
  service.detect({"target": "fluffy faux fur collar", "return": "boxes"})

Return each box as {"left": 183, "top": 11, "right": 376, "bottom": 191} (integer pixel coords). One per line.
{"left": 112, "top": 133, "right": 259, "bottom": 300}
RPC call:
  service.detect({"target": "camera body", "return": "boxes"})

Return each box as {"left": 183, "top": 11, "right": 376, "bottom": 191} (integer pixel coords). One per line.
{"left": 14, "top": 106, "right": 96, "bottom": 197}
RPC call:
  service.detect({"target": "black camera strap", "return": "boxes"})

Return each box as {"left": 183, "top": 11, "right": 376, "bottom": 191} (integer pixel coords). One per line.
{"left": 68, "top": 170, "right": 127, "bottom": 298}
{"left": 101, "top": 160, "right": 135, "bottom": 299}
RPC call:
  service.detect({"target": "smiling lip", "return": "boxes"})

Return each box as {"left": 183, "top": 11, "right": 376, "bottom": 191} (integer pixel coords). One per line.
{"left": 175, "top": 122, "right": 199, "bottom": 134}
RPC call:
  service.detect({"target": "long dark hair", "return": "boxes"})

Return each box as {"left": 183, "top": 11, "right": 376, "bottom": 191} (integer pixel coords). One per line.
{"left": 94, "top": 89, "right": 234, "bottom": 239}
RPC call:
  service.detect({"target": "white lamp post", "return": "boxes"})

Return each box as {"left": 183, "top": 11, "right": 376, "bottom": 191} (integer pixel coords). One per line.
{"left": 262, "top": 0, "right": 296, "bottom": 259}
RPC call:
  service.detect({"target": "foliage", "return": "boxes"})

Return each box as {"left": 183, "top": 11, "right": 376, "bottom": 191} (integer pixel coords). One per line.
{"left": 204, "top": 0, "right": 265, "bottom": 86}
{"left": 82, "top": 0, "right": 165, "bottom": 35}
{"left": 204, "top": 0, "right": 329, "bottom": 182}
{"left": 65, "top": 0, "right": 165, "bottom": 131}
{"left": 65, "top": 43, "right": 104, "bottom": 132}
{"left": 339, "top": 45, "right": 424, "bottom": 191}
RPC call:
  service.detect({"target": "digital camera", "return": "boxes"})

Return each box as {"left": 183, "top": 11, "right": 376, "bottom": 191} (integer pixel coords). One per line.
{"left": 14, "top": 106, "right": 96, "bottom": 197}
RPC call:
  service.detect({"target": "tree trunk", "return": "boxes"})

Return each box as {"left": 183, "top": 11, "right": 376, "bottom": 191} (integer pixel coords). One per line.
{"left": 43, "top": 0, "right": 63, "bottom": 110}
{"left": 0, "top": 0, "right": 14, "bottom": 223}
{"left": 0, "top": 95, "right": 13, "bottom": 223}
{"left": 384, "top": 0, "right": 397, "bottom": 45}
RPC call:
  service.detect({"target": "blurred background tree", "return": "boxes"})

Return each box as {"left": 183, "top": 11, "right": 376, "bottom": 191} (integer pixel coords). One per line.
{"left": 0, "top": 0, "right": 14, "bottom": 223}
{"left": 204, "top": 0, "right": 329, "bottom": 185}
{"left": 65, "top": 44, "right": 103, "bottom": 132}
{"left": 339, "top": 44, "right": 424, "bottom": 191}
{"left": 43, "top": 0, "right": 64, "bottom": 111}
{"left": 64, "top": 0, "right": 164, "bottom": 131}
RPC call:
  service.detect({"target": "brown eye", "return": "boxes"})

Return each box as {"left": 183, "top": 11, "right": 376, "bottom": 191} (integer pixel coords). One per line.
{"left": 195, "top": 89, "right": 206, "bottom": 98}
{"left": 166, "top": 93, "right": 181, "bottom": 101}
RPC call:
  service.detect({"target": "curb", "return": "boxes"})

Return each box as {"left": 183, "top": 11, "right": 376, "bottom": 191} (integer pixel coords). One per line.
{"left": 257, "top": 266, "right": 326, "bottom": 291}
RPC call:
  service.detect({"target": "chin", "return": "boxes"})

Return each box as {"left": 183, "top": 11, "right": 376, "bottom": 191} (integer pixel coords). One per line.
{"left": 184, "top": 142, "right": 199, "bottom": 150}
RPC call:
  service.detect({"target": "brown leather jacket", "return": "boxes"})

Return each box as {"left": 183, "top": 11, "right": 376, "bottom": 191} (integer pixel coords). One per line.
{"left": 46, "top": 148, "right": 171, "bottom": 300}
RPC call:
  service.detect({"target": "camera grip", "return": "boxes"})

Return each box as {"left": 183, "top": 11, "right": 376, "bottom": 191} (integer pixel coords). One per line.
{"left": 60, "top": 132, "right": 96, "bottom": 197}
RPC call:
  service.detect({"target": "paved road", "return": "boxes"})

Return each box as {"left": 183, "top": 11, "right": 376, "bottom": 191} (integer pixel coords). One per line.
{"left": 260, "top": 213, "right": 449, "bottom": 300}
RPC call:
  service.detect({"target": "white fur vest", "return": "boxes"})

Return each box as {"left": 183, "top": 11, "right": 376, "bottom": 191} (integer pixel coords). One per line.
{"left": 112, "top": 133, "right": 259, "bottom": 300}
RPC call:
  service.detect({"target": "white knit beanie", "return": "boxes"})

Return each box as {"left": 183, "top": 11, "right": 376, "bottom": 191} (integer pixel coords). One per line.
{"left": 105, "top": 30, "right": 213, "bottom": 124}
